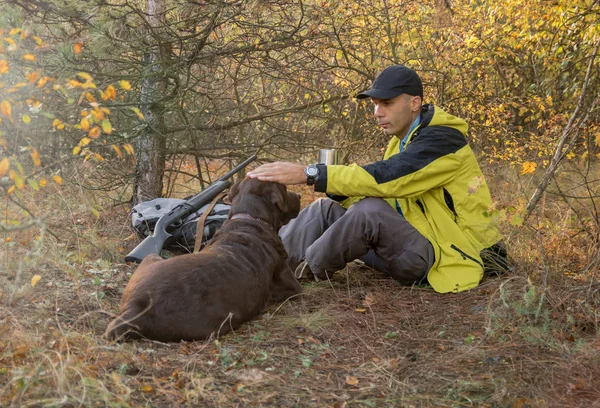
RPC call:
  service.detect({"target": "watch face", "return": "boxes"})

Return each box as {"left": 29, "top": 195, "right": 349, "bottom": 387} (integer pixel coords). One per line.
{"left": 306, "top": 166, "right": 319, "bottom": 177}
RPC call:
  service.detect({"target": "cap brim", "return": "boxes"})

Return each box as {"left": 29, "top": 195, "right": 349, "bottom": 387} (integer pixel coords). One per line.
{"left": 356, "top": 88, "right": 402, "bottom": 100}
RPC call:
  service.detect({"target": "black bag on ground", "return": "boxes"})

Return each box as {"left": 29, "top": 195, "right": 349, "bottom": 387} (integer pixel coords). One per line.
{"left": 131, "top": 197, "right": 230, "bottom": 252}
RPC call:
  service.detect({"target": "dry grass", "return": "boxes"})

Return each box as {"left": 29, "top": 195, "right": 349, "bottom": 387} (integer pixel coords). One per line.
{"left": 1, "top": 164, "right": 599, "bottom": 407}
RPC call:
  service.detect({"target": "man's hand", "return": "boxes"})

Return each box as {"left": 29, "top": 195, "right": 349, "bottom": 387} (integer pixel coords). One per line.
{"left": 246, "top": 162, "right": 307, "bottom": 185}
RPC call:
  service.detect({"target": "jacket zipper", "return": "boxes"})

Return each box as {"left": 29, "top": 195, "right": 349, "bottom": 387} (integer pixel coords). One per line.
{"left": 450, "top": 244, "right": 483, "bottom": 267}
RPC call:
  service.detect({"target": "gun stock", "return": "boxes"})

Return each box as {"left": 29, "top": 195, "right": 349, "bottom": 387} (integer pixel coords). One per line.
{"left": 125, "top": 155, "right": 256, "bottom": 263}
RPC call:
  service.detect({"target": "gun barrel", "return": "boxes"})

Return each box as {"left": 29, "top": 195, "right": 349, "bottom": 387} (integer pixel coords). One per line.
{"left": 124, "top": 154, "right": 257, "bottom": 264}
{"left": 217, "top": 155, "right": 257, "bottom": 182}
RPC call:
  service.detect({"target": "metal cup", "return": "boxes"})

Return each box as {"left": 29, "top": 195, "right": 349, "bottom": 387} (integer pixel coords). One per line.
{"left": 318, "top": 149, "right": 339, "bottom": 165}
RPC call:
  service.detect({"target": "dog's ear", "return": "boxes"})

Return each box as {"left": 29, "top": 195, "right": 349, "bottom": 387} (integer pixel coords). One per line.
{"left": 228, "top": 179, "right": 243, "bottom": 203}
{"left": 272, "top": 189, "right": 301, "bottom": 226}
{"left": 270, "top": 184, "right": 288, "bottom": 214}
{"left": 286, "top": 192, "right": 301, "bottom": 221}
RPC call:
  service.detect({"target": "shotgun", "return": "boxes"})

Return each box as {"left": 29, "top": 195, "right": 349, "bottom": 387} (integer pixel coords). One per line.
{"left": 125, "top": 155, "right": 257, "bottom": 263}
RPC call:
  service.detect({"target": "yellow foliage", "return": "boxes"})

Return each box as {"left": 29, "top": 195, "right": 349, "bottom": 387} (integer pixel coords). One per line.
{"left": 88, "top": 126, "right": 101, "bottom": 138}
{"left": 31, "top": 274, "right": 41, "bottom": 287}
{"left": 73, "top": 42, "right": 83, "bottom": 54}
{"left": 101, "top": 119, "right": 112, "bottom": 134}
{"left": 22, "top": 53, "right": 35, "bottom": 62}
{"left": 22, "top": 114, "right": 31, "bottom": 124}
{"left": 119, "top": 80, "right": 131, "bottom": 90}
{"left": 520, "top": 161, "right": 537, "bottom": 175}
{"left": 80, "top": 117, "right": 90, "bottom": 131}
{"left": 111, "top": 144, "right": 123, "bottom": 158}
{"left": 123, "top": 143, "right": 134, "bottom": 155}
{"left": 0, "top": 60, "right": 7, "bottom": 74}
{"left": 105, "top": 84, "right": 116, "bottom": 101}
{"left": 1, "top": 100, "right": 11, "bottom": 117}
{"left": 77, "top": 72, "right": 93, "bottom": 82}
{"left": 31, "top": 148, "right": 41, "bottom": 167}
{"left": 26, "top": 71, "right": 40, "bottom": 85}
{"left": 39, "top": 178, "right": 46, "bottom": 188}
{"left": 0, "top": 157, "right": 9, "bottom": 177}
{"left": 73, "top": 146, "right": 81, "bottom": 155}
{"left": 52, "top": 175, "right": 63, "bottom": 185}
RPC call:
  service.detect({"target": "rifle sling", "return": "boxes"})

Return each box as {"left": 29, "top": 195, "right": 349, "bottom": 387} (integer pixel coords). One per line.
{"left": 193, "top": 191, "right": 228, "bottom": 253}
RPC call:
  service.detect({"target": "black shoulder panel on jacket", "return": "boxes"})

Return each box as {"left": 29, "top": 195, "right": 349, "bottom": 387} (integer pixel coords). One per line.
{"left": 362, "top": 125, "right": 467, "bottom": 184}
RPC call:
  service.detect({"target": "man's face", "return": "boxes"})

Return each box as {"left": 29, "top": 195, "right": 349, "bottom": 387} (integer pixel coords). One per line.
{"left": 372, "top": 94, "right": 422, "bottom": 137}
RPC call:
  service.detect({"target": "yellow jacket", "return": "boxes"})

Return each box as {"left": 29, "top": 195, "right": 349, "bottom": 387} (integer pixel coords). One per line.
{"left": 314, "top": 104, "right": 502, "bottom": 293}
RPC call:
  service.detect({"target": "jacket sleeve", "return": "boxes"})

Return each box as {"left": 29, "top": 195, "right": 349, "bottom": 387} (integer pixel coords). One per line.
{"left": 315, "top": 126, "right": 467, "bottom": 198}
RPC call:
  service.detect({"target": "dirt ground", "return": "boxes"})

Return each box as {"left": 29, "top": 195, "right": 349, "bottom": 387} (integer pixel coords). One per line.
{"left": 2, "top": 255, "right": 599, "bottom": 407}
{"left": 1, "top": 183, "right": 599, "bottom": 407}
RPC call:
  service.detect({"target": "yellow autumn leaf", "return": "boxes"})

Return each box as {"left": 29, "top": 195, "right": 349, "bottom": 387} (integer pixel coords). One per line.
{"left": 0, "top": 157, "right": 9, "bottom": 177}
{"left": 105, "top": 84, "right": 116, "bottom": 101}
{"left": 73, "top": 146, "right": 81, "bottom": 155}
{"left": 52, "top": 118, "right": 61, "bottom": 127}
{"left": 80, "top": 117, "right": 90, "bottom": 131}
{"left": 88, "top": 126, "right": 101, "bottom": 138}
{"left": 85, "top": 92, "right": 96, "bottom": 103}
{"left": 122, "top": 143, "right": 134, "bottom": 155}
{"left": 77, "top": 72, "right": 93, "bottom": 82}
{"left": 1, "top": 100, "right": 12, "bottom": 117}
{"left": 26, "top": 71, "right": 39, "bottom": 85}
{"left": 9, "top": 28, "right": 21, "bottom": 36}
{"left": 73, "top": 42, "right": 83, "bottom": 54}
{"left": 13, "top": 173, "right": 24, "bottom": 189}
{"left": 0, "top": 60, "right": 8, "bottom": 74}
{"left": 131, "top": 107, "right": 144, "bottom": 119}
{"left": 22, "top": 114, "right": 31, "bottom": 124}
{"left": 111, "top": 144, "right": 123, "bottom": 158}
{"left": 101, "top": 119, "right": 112, "bottom": 134}
{"left": 36, "top": 76, "right": 49, "bottom": 88}
{"left": 79, "top": 137, "right": 91, "bottom": 147}
{"left": 141, "top": 385, "right": 154, "bottom": 393}
{"left": 91, "top": 108, "right": 104, "bottom": 121}
{"left": 7, "top": 185, "right": 15, "bottom": 195}
{"left": 39, "top": 178, "right": 47, "bottom": 188}
{"left": 31, "top": 274, "right": 41, "bottom": 287}
{"left": 52, "top": 175, "right": 63, "bottom": 185}
{"left": 119, "top": 80, "right": 131, "bottom": 90}
{"left": 31, "top": 148, "right": 41, "bottom": 167}
{"left": 520, "top": 161, "right": 537, "bottom": 175}
{"left": 594, "top": 132, "right": 600, "bottom": 147}
{"left": 22, "top": 53, "right": 35, "bottom": 62}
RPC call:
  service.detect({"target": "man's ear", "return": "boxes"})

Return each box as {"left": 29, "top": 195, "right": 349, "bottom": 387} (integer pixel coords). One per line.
{"left": 411, "top": 95, "right": 422, "bottom": 112}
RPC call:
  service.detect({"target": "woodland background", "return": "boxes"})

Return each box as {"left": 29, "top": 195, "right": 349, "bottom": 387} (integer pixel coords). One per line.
{"left": 0, "top": 0, "right": 599, "bottom": 407}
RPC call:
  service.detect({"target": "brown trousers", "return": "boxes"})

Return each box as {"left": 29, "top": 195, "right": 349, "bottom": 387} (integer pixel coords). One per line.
{"left": 279, "top": 197, "right": 435, "bottom": 285}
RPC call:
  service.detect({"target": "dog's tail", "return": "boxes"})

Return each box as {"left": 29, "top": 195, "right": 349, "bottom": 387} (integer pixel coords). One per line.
{"left": 105, "top": 309, "right": 145, "bottom": 341}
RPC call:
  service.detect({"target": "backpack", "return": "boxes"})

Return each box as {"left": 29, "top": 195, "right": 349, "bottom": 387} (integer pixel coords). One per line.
{"left": 131, "top": 197, "right": 230, "bottom": 252}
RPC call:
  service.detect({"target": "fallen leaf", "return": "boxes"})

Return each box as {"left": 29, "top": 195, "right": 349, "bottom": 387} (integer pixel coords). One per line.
{"left": 31, "top": 274, "right": 41, "bottom": 287}
{"left": 345, "top": 375, "right": 359, "bottom": 386}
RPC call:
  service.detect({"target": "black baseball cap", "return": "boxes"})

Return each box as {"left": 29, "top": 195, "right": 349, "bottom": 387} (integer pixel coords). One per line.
{"left": 356, "top": 65, "right": 423, "bottom": 99}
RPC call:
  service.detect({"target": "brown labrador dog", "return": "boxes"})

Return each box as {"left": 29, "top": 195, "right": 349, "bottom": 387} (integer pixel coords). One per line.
{"left": 105, "top": 178, "right": 302, "bottom": 342}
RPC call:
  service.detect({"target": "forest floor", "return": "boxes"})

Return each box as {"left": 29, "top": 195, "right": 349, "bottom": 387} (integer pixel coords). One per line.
{"left": 1, "top": 175, "right": 599, "bottom": 407}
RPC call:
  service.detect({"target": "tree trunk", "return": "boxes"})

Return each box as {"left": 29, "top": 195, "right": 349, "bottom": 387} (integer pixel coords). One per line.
{"left": 134, "top": 0, "right": 167, "bottom": 204}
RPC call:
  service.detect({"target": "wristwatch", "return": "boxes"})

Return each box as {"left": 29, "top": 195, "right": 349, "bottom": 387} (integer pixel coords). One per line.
{"left": 304, "top": 164, "right": 320, "bottom": 186}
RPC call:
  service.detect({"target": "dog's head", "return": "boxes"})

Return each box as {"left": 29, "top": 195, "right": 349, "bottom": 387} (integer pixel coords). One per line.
{"left": 228, "top": 178, "right": 301, "bottom": 230}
